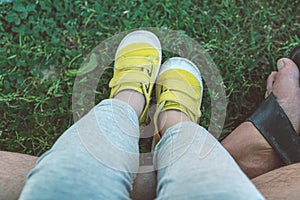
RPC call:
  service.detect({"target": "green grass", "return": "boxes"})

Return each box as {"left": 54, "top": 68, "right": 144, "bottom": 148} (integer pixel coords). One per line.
{"left": 0, "top": 0, "right": 299, "bottom": 156}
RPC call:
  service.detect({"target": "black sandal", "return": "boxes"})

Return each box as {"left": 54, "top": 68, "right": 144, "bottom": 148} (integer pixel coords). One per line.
{"left": 247, "top": 46, "right": 300, "bottom": 165}
{"left": 290, "top": 45, "right": 300, "bottom": 71}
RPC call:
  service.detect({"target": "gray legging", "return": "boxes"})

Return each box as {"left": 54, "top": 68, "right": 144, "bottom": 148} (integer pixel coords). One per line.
{"left": 20, "top": 99, "right": 264, "bottom": 199}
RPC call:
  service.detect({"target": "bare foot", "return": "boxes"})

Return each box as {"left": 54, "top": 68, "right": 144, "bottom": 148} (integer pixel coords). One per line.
{"left": 222, "top": 58, "right": 300, "bottom": 178}
{"left": 265, "top": 58, "right": 300, "bottom": 133}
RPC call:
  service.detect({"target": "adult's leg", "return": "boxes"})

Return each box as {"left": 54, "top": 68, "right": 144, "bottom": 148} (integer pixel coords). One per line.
{"left": 252, "top": 163, "right": 300, "bottom": 200}
{"left": 0, "top": 151, "right": 37, "bottom": 200}
{"left": 222, "top": 58, "right": 300, "bottom": 178}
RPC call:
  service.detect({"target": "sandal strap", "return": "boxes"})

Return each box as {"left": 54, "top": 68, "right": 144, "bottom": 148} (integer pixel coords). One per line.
{"left": 116, "top": 56, "right": 154, "bottom": 71}
{"left": 157, "top": 89, "right": 201, "bottom": 122}
{"left": 109, "top": 70, "right": 150, "bottom": 88}
{"left": 247, "top": 92, "right": 300, "bottom": 164}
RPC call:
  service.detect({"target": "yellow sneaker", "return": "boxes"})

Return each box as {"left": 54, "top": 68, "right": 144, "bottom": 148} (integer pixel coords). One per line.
{"left": 153, "top": 57, "right": 203, "bottom": 145}
{"left": 109, "top": 30, "right": 162, "bottom": 124}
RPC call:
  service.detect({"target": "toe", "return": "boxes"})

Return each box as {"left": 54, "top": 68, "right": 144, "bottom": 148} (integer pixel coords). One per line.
{"left": 265, "top": 71, "right": 277, "bottom": 98}
{"left": 276, "top": 58, "right": 300, "bottom": 87}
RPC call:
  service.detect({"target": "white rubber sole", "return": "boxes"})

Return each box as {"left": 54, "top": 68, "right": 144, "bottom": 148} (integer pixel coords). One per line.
{"left": 115, "top": 30, "right": 162, "bottom": 81}
{"left": 159, "top": 57, "right": 203, "bottom": 101}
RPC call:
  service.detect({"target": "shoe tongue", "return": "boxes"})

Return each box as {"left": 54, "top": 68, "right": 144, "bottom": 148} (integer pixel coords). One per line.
{"left": 118, "top": 42, "right": 159, "bottom": 58}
